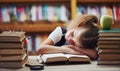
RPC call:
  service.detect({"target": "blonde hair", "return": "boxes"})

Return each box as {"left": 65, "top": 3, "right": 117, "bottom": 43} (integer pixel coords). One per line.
{"left": 66, "top": 14, "right": 98, "bottom": 30}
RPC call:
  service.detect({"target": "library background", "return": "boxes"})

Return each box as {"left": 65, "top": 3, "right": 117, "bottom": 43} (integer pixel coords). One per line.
{"left": 0, "top": 0, "right": 120, "bottom": 55}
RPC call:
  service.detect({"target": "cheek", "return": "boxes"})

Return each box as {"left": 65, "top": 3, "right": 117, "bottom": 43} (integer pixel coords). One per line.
{"left": 66, "top": 37, "right": 74, "bottom": 45}
{"left": 65, "top": 31, "right": 71, "bottom": 40}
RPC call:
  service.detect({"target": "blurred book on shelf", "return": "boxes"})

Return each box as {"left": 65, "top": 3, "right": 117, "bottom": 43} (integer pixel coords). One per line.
{"left": 77, "top": 5, "right": 120, "bottom": 22}
{"left": 0, "top": 4, "right": 70, "bottom": 23}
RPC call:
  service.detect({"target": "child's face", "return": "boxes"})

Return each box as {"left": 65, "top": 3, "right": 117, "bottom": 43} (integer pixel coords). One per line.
{"left": 65, "top": 28, "right": 85, "bottom": 47}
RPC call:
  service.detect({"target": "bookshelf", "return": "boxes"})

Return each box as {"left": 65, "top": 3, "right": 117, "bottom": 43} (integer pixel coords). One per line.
{"left": 0, "top": 22, "right": 65, "bottom": 33}
{"left": 0, "top": 0, "right": 120, "bottom": 33}
{"left": 0, "top": 0, "right": 70, "bottom": 33}
{"left": 76, "top": 0, "right": 120, "bottom": 28}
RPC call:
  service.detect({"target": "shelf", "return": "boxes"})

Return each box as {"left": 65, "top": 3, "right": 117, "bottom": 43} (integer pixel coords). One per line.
{"left": 0, "top": 23, "right": 66, "bottom": 33}
{"left": 77, "top": 0, "right": 120, "bottom": 3}
{"left": 0, "top": 0, "right": 70, "bottom": 3}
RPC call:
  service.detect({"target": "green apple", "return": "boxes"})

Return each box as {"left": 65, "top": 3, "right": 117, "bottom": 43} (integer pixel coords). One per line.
{"left": 100, "top": 15, "right": 113, "bottom": 30}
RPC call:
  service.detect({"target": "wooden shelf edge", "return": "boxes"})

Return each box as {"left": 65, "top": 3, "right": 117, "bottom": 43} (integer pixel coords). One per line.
{"left": 77, "top": 0, "right": 120, "bottom": 3}
{"left": 0, "top": 23, "right": 66, "bottom": 33}
{"left": 0, "top": 0, "right": 70, "bottom": 3}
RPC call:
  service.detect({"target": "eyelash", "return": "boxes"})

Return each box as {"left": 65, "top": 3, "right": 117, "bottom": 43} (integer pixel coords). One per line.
{"left": 71, "top": 32, "right": 74, "bottom": 37}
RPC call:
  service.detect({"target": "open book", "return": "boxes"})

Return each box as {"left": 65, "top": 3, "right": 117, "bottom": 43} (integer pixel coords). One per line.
{"left": 39, "top": 53, "right": 91, "bottom": 64}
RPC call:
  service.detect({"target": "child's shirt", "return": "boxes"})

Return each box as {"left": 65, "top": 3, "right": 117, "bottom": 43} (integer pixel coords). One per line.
{"left": 48, "top": 26, "right": 66, "bottom": 46}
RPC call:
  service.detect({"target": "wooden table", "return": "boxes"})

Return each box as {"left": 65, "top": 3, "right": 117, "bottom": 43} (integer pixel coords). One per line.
{"left": 0, "top": 56, "right": 120, "bottom": 71}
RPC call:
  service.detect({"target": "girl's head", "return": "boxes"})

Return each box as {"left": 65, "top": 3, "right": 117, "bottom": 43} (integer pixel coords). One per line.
{"left": 65, "top": 14, "right": 99, "bottom": 49}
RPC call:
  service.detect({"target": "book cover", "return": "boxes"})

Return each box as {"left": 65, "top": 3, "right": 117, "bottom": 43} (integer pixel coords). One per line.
{"left": 98, "top": 44, "right": 120, "bottom": 48}
{"left": 99, "top": 37, "right": 120, "bottom": 41}
{"left": 99, "top": 33, "right": 120, "bottom": 37}
{"left": 98, "top": 48, "right": 120, "bottom": 53}
{"left": 0, "top": 8, "right": 2, "bottom": 22}
{"left": 37, "top": 5, "right": 43, "bottom": 20}
{"left": 0, "top": 56, "right": 28, "bottom": 68}
{"left": 98, "top": 53, "right": 120, "bottom": 61}
{"left": 0, "top": 48, "right": 24, "bottom": 55}
{"left": 99, "top": 28, "right": 120, "bottom": 33}
{"left": 0, "top": 42, "right": 24, "bottom": 48}
{"left": 7, "top": 5, "right": 17, "bottom": 21}
{"left": 87, "top": 5, "right": 100, "bottom": 19}
{"left": 100, "top": 5, "right": 107, "bottom": 16}
{"left": 97, "top": 61, "right": 120, "bottom": 65}
{"left": 25, "top": 5, "right": 32, "bottom": 21}
{"left": 98, "top": 40, "right": 120, "bottom": 44}
{"left": 0, "top": 31, "right": 25, "bottom": 42}
{"left": 40, "top": 53, "right": 91, "bottom": 64}
{"left": 106, "top": 5, "right": 113, "bottom": 17}
{"left": 47, "top": 5, "right": 54, "bottom": 21}
{"left": 31, "top": 5, "right": 37, "bottom": 21}
{"left": 113, "top": 5, "right": 120, "bottom": 21}
{"left": 42, "top": 5, "right": 48, "bottom": 20}
{"left": 77, "top": 5, "right": 87, "bottom": 15}
{"left": 1, "top": 6, "right": 10, "bottom": 22}
{"left": 0, "top": 52, "right": 27, "bottom": 61}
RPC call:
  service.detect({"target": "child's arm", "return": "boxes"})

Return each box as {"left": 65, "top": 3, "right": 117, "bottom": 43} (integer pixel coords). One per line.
{"left": 78, "top": 48, "right": 98, "bottom": 60}
{"left": 61, "top": 45, "right": 98, "bottom": 60}
{"left": 37, "top": 38, "right": 81, "bottom": 55}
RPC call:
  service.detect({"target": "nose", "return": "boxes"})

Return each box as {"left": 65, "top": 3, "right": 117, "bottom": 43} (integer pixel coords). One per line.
{"left": 67, "top": 37, "right": 74, "bottom": 45}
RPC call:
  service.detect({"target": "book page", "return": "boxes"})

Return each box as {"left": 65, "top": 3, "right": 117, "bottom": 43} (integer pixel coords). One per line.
{"left": 64, "top": 54, "right": 89, "bottom": 58}
{"left": 41, "top": 53, "right": 66, "bottom": 63}
{"left": 64, "top": 54, "right": 90, "bottom": 62}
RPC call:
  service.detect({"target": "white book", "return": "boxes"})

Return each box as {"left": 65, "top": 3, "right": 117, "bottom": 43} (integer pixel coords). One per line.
{"left": 60, "top": 5, "right": 68, "bottom": 22}
{"left": 1, "top": 7, "right": 10, "bottom": 22}
{"left": 47, "top": 6, "right": 54, "bottom": 21}
{"left": 35, "top": 35, "right": 41, "bottom": 51}
{"left": 38, "top": 5, "right": 43, "bottom": 20}
{"left": 31, "top": 5, "right": 37, "bottom": 21}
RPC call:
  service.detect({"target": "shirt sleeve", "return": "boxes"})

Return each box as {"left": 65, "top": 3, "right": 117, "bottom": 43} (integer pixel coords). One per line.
{"left": 48, "top": 26, "right": 63, "bottom": 44}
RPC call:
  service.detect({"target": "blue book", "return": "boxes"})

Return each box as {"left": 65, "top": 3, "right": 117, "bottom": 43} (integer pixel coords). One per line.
{"left": 99, "top": 28, "right": 120, "bottom": 33}
{"left": 42, "top": 5, "right": 48, "bottom": 20}
{"left": 99, "top": 28, "right": 120, "bottom": 37}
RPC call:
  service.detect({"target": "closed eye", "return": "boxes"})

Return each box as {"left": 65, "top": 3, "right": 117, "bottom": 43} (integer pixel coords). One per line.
{"left": 71, "top": 31, "right": 74, "bottom": 37}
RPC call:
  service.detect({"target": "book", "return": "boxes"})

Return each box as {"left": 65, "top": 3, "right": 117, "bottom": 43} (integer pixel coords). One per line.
{"left": 113, "top": 5, "right": 120, "bottom": 21}
{"left": 98, "top": 44, "right": 120, "bottom": 48}
{"left": 0, "top": 56, "right": 28, "bottom": 68}
{"left": 0, "top": 48, "right": 24, "bottom": 55}
{"left": 0, "top": 31, "right": 25, "bottom": 42}
{"left": 98, "top": 40, "right": 120, "bottom": 44}
{"left": 40, "top": 53, "right": 91, "bottom": 64}
{"left": 0, "top": 42, "right": 24, "bottom": 48}
{"left": 97, "top": 61, "right": 120, "bottom": 65}
{"left": 99, "top": 33, "right": 120, "bottom": 37}
{"left": 98, "top": 28, "right": 120, "bottom": 37}
{"left": 0, "top": 53, "right": 27, "bottom": 61}
{"left": 99, "top": 37, "right": 120, "bottom": 41}
{"left": 98, "top": 53, "right": 120, "bottom": 61}
{"left": 98, "top": 48, "right": 120, "bottom": 53}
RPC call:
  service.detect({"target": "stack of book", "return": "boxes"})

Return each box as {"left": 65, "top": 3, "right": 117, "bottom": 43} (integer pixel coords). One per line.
{"left": 97, "top": 28, "right": 120, "bottom": 65}
{"left": 0, "top": 31, "right": 28, "bottom": 68}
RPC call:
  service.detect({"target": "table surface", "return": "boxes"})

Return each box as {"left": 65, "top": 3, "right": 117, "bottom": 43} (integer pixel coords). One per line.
{"left": 0, "top": 56, "right": 120, "bottom": 71}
